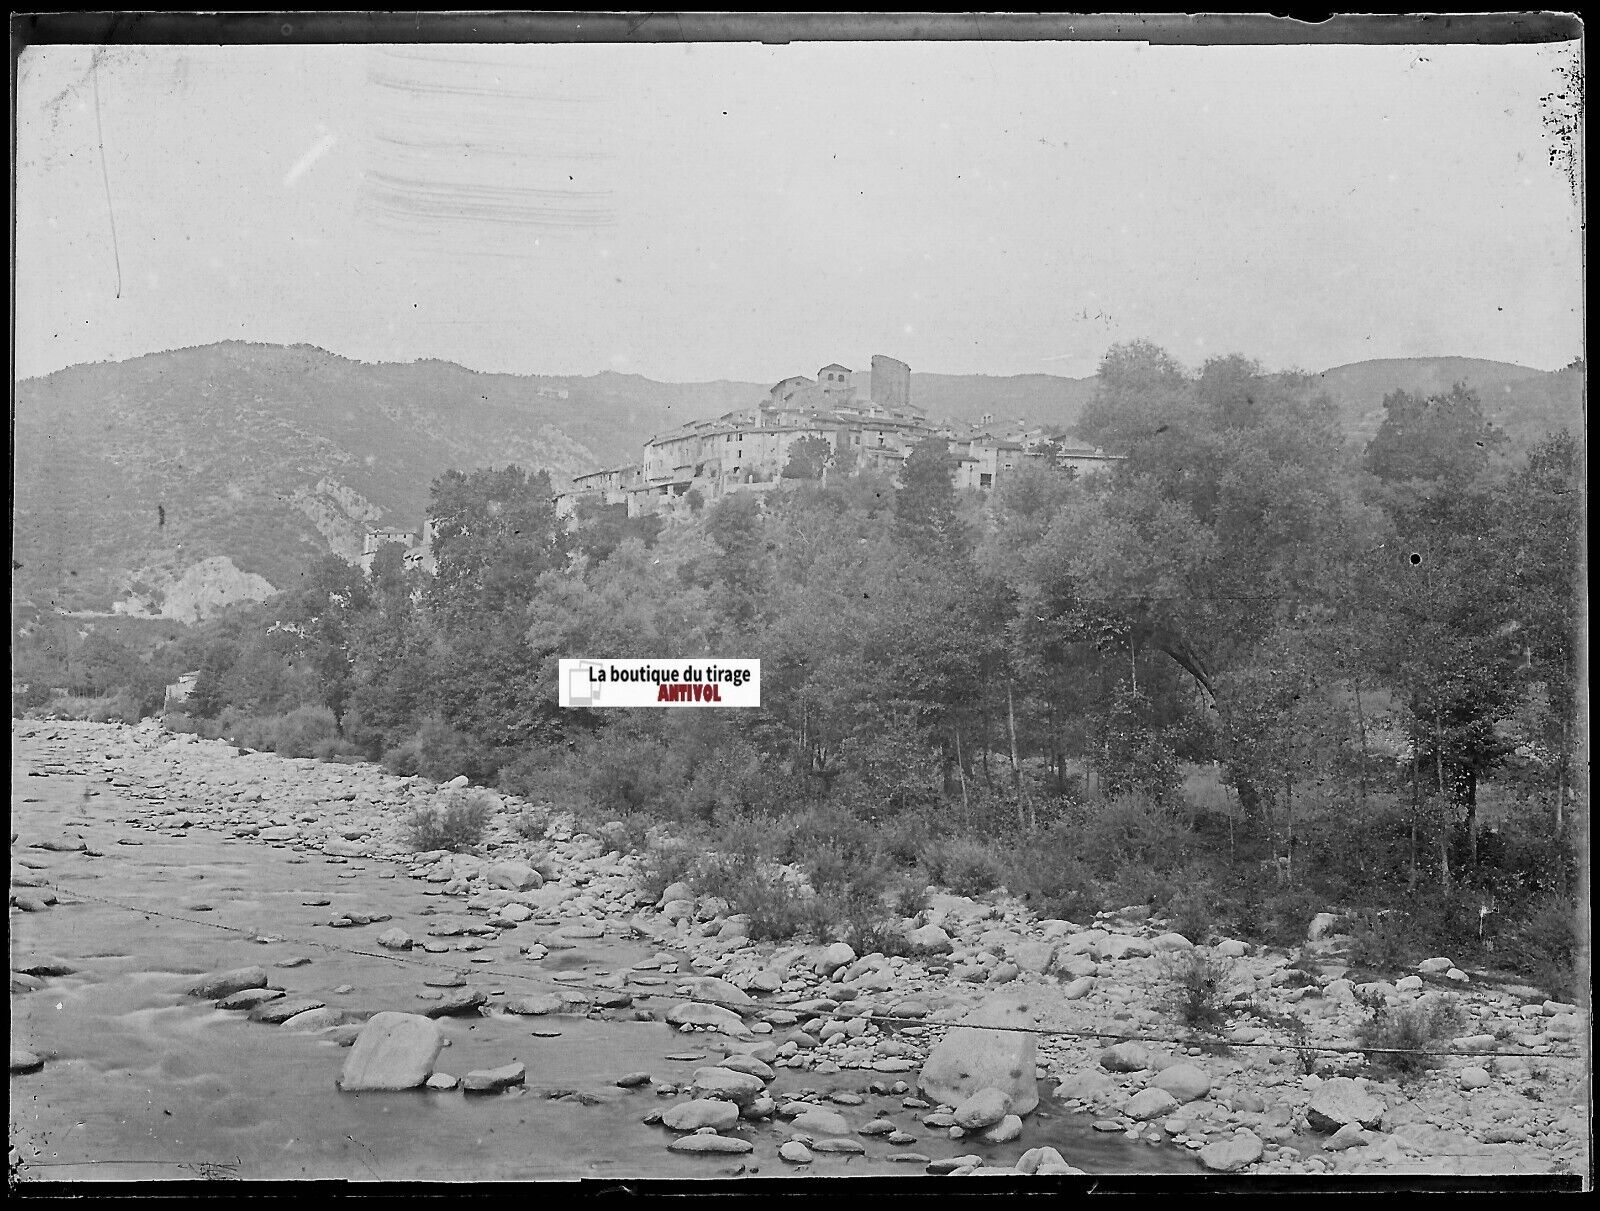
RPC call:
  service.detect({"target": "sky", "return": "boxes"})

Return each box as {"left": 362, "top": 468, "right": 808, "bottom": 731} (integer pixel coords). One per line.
{"left": 13, "top": 33, "right": 1585, "bottom": 385}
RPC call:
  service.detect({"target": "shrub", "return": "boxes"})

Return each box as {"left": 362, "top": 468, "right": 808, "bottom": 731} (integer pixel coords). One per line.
{"left": 1506, "top": 892, "right": 1579, "bottom": 1000}
{"left": 311, "top": 735, "right": 366, "bottom": 761}
{"left": 1342, "top": 908, "right": 1412, "bottom": 972}
{"left": 1354, "top": 991, "right": 1466, "bottom": 1078}
{"left": 87, "top": 691, "right": 143, "bottom": 725}
{"left": 497, "top": 752, "right": 588, "bottom": 807}
{"left": 1163, "top": 882, "right": 1216, "bottom": 946}
{"left": 402, "top": 788, "right": 496, "bottom": 853}
{"left": 383, "top": 715, "right": 497, "bottom": 783}
{"left": 271, "top": 705, "right": 339, "bottom": 758}
{"left": 636, "top": 837, "right": 702, "bottom": 903}
{"left": 1154, "top": 950, "right": 1241, "bottom": 1034}
{"left": 508, "top": 805, "right": 553, "bottom": 843}
{"left": 926, "top": 837, "right": 1006, "bottom": 898}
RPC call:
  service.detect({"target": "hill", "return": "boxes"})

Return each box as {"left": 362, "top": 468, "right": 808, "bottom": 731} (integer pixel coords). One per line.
{"left": 12, "top": 343, "right": 1583, "bottom": 622}
{"left": 1312, "top": 356, "right": 1584, "bottom": 445}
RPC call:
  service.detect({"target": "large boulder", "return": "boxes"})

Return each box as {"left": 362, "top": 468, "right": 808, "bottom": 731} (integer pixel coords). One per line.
{"left": 906, "top": 924, "right": 954, "bottom": 955}
{"left": 688, "top": 1066, "right": 765, "bottom": 1107}
{"left": 338, "top": 1012, "right": 443, "bottom": 1091}
{"left": 487, "top": 861, "right": 542, "bottom": 892}
{"left": 918, "top": 990, "right": 1042, "bottom": 1115}
{"left": 952, "top": 1087, "right": 1012, "bottom": 1130}
{"left": 1123, "top": 1088, "right": 1180, "bottom": 1120}
{"left": 1151, "top": 1063, "right": 1212, "bottom": 1102}
{"left": 665, "top": 1001, "right": 751, "bottom": 1036}
{"left": 1099, "top": 1041, "right": 1152, "bottom": 1072}
{"left": 1306, "top": 1077, "right": 1386, "bottom": 1132}
{"left": 1199, "top": 1130, "right": 1264, "bottom": 1172}
{"left": 662, "top": 1099, "right": 740, "bottom": 1131}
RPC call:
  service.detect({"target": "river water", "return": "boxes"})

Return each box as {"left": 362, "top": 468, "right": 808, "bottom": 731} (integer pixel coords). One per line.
{"left": 10, "top": 759, "right": 1202, "bottom": 1183}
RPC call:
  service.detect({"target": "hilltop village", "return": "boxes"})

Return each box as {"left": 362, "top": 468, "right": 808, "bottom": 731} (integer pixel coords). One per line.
{"left": 358, "top": 356, "right": 1119, "bottom": 565}
{"left": 555, "top": 356, "right": 1118, "bottom": 520}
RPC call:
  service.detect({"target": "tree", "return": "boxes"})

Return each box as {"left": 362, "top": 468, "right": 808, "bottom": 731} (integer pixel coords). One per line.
{"left": 1365, "top": 384, "right": 1504, "bottom": 489}
{"left": 782, "top": 434, "right": 833, "bottom": 480}
{"left": 427, "top": 466, "right": 573, "bottom": 623}
{"left": 895, "top": 437, "right": 967, "bottom": 558}
{"left": 704, "top": 492, "right": 770, "bottom": 633}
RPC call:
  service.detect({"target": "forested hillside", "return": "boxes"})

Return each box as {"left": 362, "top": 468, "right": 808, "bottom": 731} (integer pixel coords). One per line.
{"left": 23, "top": 341, "right": 1581, "bottom": 1004}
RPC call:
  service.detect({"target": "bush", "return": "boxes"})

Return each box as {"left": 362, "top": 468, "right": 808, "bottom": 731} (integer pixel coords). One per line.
{"left": 402, "top": 788, "right": 497, "bottom": 853}
{"left": 271, "top": 705, "right": 339, "bottom": 758}
{"left": 1354, "top": 990, "right": 1466, "bottom": 1078}
{"left": 497, "top": 752, "right": 588, "bottom": 807}
{"left": 383, "top": 715, "right": 495, "bottom": 783}
{"left": 87, "top": 691, "right": 143, "bottom": 725}
{"left": 636, "top": 836, "right": 702, "bottom": 903}
{"left": 1163, "top": 882, "right": 1216, "bottom": 946}
{"left": 925, "top": 837, "right": 1007, "bottom": 897}
{"left": 1154, "top": 950, "right": 1241, "bottom": 1034}
{"left": 1506, "top": 892, "right": 1579, "bottom": 1000}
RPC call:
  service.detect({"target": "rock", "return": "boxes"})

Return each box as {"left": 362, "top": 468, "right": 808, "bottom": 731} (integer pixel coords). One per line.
{"left": 1017, "top": 1145, "right": 1071, "bottom": 1174}
{"left": 487, "top": 861, "right": 542, "bottom": 892}
{"left": 906, "top": 924, "right": 954, "bottom": 955}
{"left": 1543, "top": 999, "right": 1578, "bottom": 1015}
{"left": 1151, "top": 932, "right": 1194, "bottom": 951}
{"left": 1199, "top": 1130, "right": 1264, "bottom": 1172}
{"left": 1014, "top": 941, "right": 1056, "bottom": 973}
{"left": 1053, "top": 1070, "right": 1112, "bottom": 1100}
{"left": 1096, "top": 935, "right": 1154, "bottom": 961}
{"left": 1061, "top": 976, "right": 1095, "bottom": 1001}
{"left": 817, "top": 942, "right": 856, "bottom": 975}
{"left": 778, "top": 1141, "right": 813, "bottom": 1164}
{"left": 665, "top": 1002, "right": 750, "bottom": 1035}
{"left": 1124, "top": 1088, "right": 1181, "bottom": 1120}
{"left": 662, "top": 1099, "right": 740, "bottom": 1131}
{"left": 1099, "top": 1041, "right": 1151, "bottom": 1072}
{"left": 1151, "top": 1063, "right": 1212, "bottom": 1102}
{"left": 338, "top": 1012, "right": 444, "bottom": 1091}
{"left": 1417, "top": 957, "right": 1454, "bottom": 974}
{"left": 617, "top": 1072, "right": 653, "bottom": 1088}
{"left": 424, "top": 988, "right": 488, "bottom": 1017}
{"left": 1395, "top": 975, "right": 1423, "bottom": 992}
{"left": 1307, "top": 912, "right": 1339, "bottom": 941}
{"left": 1323, "top": 1122, "right": 1368, "bottom": 1151}
{"left": 811, "top": 1138, "right": 865, "bottom": 1153}
{"left": 952, "top": 1087, "right": 1012, "bottom": 1130}
{"left": 462, "top": 1061, "right": 527, "bottom": 1094}
{"left": 688, "top": 1067, "right": 765, "bottom": 1107}
{"left": 376, "top": 928, "right": 414, "bottom": 951}
{"left": 12, "top": 955, "right": 76, "bottom": 978}
{"left": 1215, "top": 939, "right": 1249, "bottom": 958}
{"left": 714, "top": 1053, "right": 774, "bottom": 1081}
{"left": 505, "top": 993, "right": 568, "bottom": 1016}
{"left": 790, "top": 1108, "right": 851, "bottom": 1136}
{"left": 980, "top": 1114, "right": 1024, "bottom": 1144}
{"left": 281, "top": 1006, "right": 350, "bottom": 1032}
{"left": 918, "top": 990, "right": 1041, "bottom": 1116}
{"left": 217, "top": 988, "right": 285, "bottom": 1011}
{"left": 1458, "top": 1066, "right": 1491, "bottom": 1090}
{"left": 1306, "top": 1077, "right": 1386, "bottom": 1132}
{"left": 426, "top": 1073, "right": 459, "bottom": 1090}
{"left": 189, "top": 966, "right": 268, "bottom": 999}
{"left": 10, "top": 1050, "right": 44, "bottom": 1075}
{"left": 667, "top": 1135, "right": 752, "bottom": 1154}
{"left": 249, "top": 996, "right": 327, "bottom": 1025}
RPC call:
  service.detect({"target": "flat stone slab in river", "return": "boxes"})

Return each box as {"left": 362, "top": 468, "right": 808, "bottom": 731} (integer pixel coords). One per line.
{"left": 339, "top": 1012, "right": 444, "bottom": 1091}
{"left": 423, "top": 989, "right": 488, "bottom": 1017}
{"left": 462, "top": 1061, "right": 527, "bottom": 1094}
{"left": 667, "top": 1134, "right": 753, "bottom": 1154}
{"left": 249, "top": 996, "right": 328, "bottom": 1025}
{"left": 218, "top": 987, "right": 286, "bottom": 1011}
{"left": 189, "top": 966, "right": 269, "bottom": 999}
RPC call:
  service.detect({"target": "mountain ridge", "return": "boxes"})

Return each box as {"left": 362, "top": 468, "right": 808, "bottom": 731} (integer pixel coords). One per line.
{"left": 12, "top": 342, "right": 1582, "bottom": 621}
